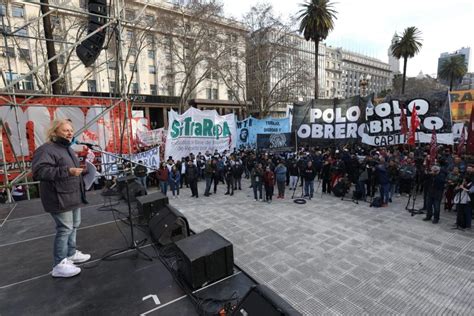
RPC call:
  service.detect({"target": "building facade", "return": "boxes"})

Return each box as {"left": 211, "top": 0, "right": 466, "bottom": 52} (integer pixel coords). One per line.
{"left": 0, "top": 0, "right": 248, "bottom": 126}
{"left": 338, "top": 49, "right": 392, "bottom": 98}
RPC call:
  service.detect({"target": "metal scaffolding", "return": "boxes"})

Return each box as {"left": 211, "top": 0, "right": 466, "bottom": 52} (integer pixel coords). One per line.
{"left": 0, "top": 0, "right": 142, "bottom": 202}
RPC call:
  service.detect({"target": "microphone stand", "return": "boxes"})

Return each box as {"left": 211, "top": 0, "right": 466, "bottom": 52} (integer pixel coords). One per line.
{"left": 83, "top": 143, "right": 157, "bottom": 261}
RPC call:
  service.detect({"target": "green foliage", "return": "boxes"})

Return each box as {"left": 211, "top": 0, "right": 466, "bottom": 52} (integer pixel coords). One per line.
{"left": 438, "top": 55, "right": 468, "bottom": 91}
{"left": 390, "top": 26, "right": 423, "bottom": 94}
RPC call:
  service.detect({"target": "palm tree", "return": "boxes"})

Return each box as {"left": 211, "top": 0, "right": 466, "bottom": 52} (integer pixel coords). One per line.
{"left": 438, "top": 55, "right": 467, "bottom": 91}
{"left": 390, "top": 26, "right": 423, "bottom": 94}
{"left": 298, "top": 0, "right": 337, "bottom": 100}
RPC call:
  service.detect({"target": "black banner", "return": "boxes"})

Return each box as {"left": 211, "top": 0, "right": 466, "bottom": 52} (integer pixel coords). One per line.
{"left": 256, "top": 133, "right": 293, "bottom": 152}
{"left": 292, "top": 93, "right": 454, "bottom": 147}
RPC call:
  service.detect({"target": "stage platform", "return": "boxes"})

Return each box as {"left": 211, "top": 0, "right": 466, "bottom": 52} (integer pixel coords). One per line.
{"left": 0, "top": 191, "right": 256, "bottom": 315}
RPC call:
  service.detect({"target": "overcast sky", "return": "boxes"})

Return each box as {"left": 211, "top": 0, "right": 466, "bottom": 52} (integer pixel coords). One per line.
{"left": 223, "top": 0, "right": 474, "bottom": 77}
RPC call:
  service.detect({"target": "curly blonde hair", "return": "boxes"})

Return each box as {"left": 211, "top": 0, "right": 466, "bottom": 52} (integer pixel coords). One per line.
{"left": 46, "top": 119, "right": 73, "bottom": 141}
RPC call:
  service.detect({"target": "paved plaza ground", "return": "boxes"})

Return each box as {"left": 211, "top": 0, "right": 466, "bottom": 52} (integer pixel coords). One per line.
{"left": 166, "top": 179, "right": 473, "bottom": 315}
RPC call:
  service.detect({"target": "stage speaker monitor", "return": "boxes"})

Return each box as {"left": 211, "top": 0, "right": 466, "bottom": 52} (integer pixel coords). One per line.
{"left": 76, "top": 0, "right": 108, "bottom": 67}
{"left": 175, "top": 229, "right": 233, "bottom": 290}
{"left": 232, "top": 284, "right": 302, "bottom": 316}
{"left": 136, "top": 192, "right": 169, "bottom": 220}
{"left": 148, "top": 204, "right": 190, "bottom": 246}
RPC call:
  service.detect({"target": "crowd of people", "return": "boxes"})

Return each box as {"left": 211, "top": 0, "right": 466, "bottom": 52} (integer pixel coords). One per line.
{"left": 136, "top": 145, "right": 472, "bottom": 230}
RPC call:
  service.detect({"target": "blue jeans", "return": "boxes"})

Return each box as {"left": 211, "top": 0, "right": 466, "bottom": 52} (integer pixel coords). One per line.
{"left": 379, "top": 183, "right": 390, "bottom": 204}
{"left": 426, "top": 195, "right": 442, "bottom": 221}
{"left": 137, "top": 176, "right": 147, "bottom": 190}
{"left": 253, "top": 182, "right": 263, "bottom": 200}
{"left": 304, "top": 180, "right": 314, "bottom": 198}
{"left": 159, "top": 181, "right": 168, "bottom": 195}
{"left": 169, "top": 181, "right": 179, "bottom": 196}
{"left": 50, "top": 208, "right": 81, "bottom": 266}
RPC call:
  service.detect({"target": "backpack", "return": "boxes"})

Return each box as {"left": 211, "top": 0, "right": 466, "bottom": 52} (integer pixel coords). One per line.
{"left": 370, "top": 197, "right": 382, "bottom": 208}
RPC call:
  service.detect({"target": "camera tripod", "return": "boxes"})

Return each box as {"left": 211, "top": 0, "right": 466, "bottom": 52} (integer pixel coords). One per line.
{"left": 405, "top": 181, "right": 423, "bottom": 216}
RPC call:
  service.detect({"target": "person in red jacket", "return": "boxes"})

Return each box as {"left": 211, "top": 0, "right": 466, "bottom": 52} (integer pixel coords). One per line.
{"left": 263, "top": 166, "right": 275, "bottom": 203}
{"left": 157, "top": 162, "right": 169, "bottom": 195}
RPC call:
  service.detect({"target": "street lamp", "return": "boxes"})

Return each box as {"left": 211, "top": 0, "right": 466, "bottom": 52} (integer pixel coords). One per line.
{"left": 359, "top": 74, "right": 371, "bottom": 97}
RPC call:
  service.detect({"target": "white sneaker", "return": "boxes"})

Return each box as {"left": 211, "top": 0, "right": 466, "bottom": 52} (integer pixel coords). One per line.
{"left": 52, "top": 258, "right": 81, "bottom": 278}
{"left": 68, "top": 250, "right": 91, "bottom": 264}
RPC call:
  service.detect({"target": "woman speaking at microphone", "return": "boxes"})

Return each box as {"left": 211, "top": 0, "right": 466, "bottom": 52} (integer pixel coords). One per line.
{"left": 32, "top": 119, "right": 90, "bottom": 278}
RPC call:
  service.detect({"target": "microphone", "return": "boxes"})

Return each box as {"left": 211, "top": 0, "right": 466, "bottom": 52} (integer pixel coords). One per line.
{"left": 75, "top": 141, "right": 98, "bottom": 148}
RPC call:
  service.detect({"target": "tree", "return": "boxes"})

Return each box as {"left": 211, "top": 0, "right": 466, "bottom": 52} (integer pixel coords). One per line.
{"left": 244, "top": 4, "right": 312, "bottom": 118}
{"left": 156, "top": 0, "right": 226, "bottom": 113}
{"left": 298, "top": 0, "right": 337, "bottom": 100}
{"left": 390, "top": 26, "right": 423, "bottom": 95}
{"left": 438, "top": 55, "right": 467, "bottom": 91}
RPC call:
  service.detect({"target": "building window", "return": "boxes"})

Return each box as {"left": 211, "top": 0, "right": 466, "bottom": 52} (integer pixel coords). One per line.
{"left": 146, "top": 35, "right": 155, "bottom": 46}
{"left": 58, "top": 55, "right": 66, "bottom": 64}
{"left": 19, "top": 48, "right": 30, "bottom": 61}
{"left": 131, "top": 82, "right": 139, "bottom": 94}
{"left": 129, "top": 63, "right": 137, "bottom": 72}
{"left": 87, "top": 80, "right": 97, "bottom": 92}
{"left": 0, "top": 4, "right": 6, "bottom": 16}
{"left": 15, "top": 27, "right": 28, "bottom": 37}
{"left": 227, "top": 89, "right": 236, "bottom": 101}
{"left": 21, "top": 74, "right": 34, "bottom": 90}
{"left": 126, "top": 30, "right": 134, "bottom": 41}
{"left": 2, "top": 47, "right": 15, "bottom": 57}
{"left": 148, "top": 65, "right": 156, "bottom": 74}
{"left": 148, "top": 50, "right": 155, "bottom": 59}
{"left": 109, "top": 81, "right": 116, "bottom": 93}
{"left": 206, "top": 88, "right": 218, "bottom": 100}
{"left": 125, "top": 9, "right": 135, "bottom": 21}
{"left": 79, "top": 0, "right": 87, "bottom": 9}
{"left": 108, "top": 61, "right": 116, "bottom": 69}
{"left": 145, "top": 14, "right": 155, "bottom": 26}
{"left": 12, "top": 5, "right": 24, "bottom": 17}
{"left": 150, "top": 84, "right": 157, "bottom": 95}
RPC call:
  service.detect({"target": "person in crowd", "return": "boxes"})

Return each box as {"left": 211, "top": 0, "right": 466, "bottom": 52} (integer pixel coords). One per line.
{"left": 32, "top": 119, "right": 89, "bottom": 278}
{"left": 453, "top": 176, "right": 472, "bottom": 229}
{"left": 274, "top": 160, "right": 287, "bottom": 199}
{"left": 399, "top": 158, "right": 416, "bottom": 196}
{"left": 445, "top": 167, "right": 461, "bottom": 211}
{"left": 375, "top": 157, "right": 389, "bottom": 206}
{"left": 204, "top": 159, "right": 215, "bottom": 197}
{"left": 387, "top": 159, "right": 399, "bottom": 203}
{"left": 251, "top": 163, "right": 264, "bottom": 201}
{"left": 186, "top": 159, "right": 199, "bottom": 198}
{"left": 321, "top": 158, "right": 332, "bottom": 194}
{"left": 169, "top": 165, "right": 181, "bottom": 198}
{"left": 157, "top": 162, "right": 169, "bottom": 195}
{"left": 288, "top": 160, "right": 299, "bottom": 191}
{"left": 180, "top": 158, "right": 187, "bottom": 188}
{"left": 263, "top": 165, "right": 275, "bottom": 203}
{"left": 423, "top": 165, "right": 447, "bottom": 224}
{"left": 232, "top": 160, "right": 244, "bottom": 191}
{"left": 303, "top": 160, "right": 317, "bottom": 199}
{"left": 224, "top": 161, "right": 234, "bottom": 196}
{"left": 134, "top": 160, "right": 148, "bottom": 191}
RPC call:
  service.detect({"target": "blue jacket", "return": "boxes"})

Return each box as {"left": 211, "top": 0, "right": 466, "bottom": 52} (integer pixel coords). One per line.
{"left": 169, "top": 171, "right": 181, "bottom": 184}
{"left": 274, "top": 164, "right": 287, "bottom": 182}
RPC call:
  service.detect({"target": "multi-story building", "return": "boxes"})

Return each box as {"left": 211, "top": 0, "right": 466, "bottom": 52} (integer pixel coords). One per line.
{"left": 324, "top": 46, "right": 343, "bottom": 98}
{"left": 339, "top": 49, "right": 392, "bottom": 98}
{"left": 0, "top": 0, "right": 248, "bottom": 127}
{"left": 437, "top": 47, "right": 471, "bottom": 85}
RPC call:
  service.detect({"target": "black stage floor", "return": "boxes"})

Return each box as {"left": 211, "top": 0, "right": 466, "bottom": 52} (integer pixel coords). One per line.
{"left": 0, "top": 191, "right": 256, "bottom": 315}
